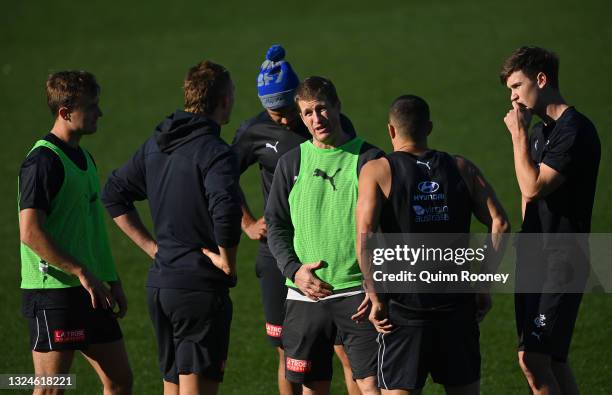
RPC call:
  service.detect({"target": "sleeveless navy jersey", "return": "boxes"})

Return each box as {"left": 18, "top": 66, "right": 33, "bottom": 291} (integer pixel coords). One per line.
{"left": 381, "top": 150, "right": 471, "bottom": 234}
{"left": 380, "top": 150, "right": 473, "bottom": 322}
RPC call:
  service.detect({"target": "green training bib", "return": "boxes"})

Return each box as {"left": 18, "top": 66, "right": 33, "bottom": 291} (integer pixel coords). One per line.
{"left": 19, "top": 139, "right": 117, "bottom": 289}
{"left": 287, "top": 137, "right": 364, "bottom": 291}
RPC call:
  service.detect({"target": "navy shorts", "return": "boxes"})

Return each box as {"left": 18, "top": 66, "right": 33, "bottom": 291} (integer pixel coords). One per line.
{"left": 282, "top": 293, "right": 377, "bottom": 384}
{"left": 147, "top": 287, "right": 232, "bottom": 383}
{"left": 377, "top": 304, "right": 480, "bottom": 390}
{"left": 23, "top": 287, "right": 122, "bottom": 352}
{"left": 515, "top": 292, "right": 582, "bottom": 362}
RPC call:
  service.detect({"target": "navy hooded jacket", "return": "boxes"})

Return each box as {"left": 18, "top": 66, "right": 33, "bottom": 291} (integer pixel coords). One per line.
{"left": 102, "top": 110, "right": 242, "bottom": 290}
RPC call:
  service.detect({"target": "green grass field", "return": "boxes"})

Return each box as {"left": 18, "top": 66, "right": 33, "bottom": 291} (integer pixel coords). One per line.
{"left": 1, "top": 0, "right": 611, "bottom": 393}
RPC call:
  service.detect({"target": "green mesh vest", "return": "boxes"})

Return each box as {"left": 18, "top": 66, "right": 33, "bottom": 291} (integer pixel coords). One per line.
{"left": 287, "top": 137, "right": 364, "bottom": 291}
{"left": 19, "top": 139, "right": 118, "bottom": 289}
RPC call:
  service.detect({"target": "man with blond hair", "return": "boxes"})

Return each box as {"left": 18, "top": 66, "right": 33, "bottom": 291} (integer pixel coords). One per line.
{"left": 19, "top": 70, "right": 133, "bottom": 394}
{"left": 102, "top": 60, "right": 241, "bottom": 395}
{"left": 266, "top": 76, "right": 383, "bottom": 395}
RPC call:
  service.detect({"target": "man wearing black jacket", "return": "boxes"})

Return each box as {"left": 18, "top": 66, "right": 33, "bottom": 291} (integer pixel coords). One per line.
{"left": 102, "top": 60, "right": 241, "bottom": 395}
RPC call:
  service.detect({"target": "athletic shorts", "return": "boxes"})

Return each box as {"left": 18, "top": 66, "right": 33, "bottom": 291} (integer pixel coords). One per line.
{"left": 147, "top": 287, "right": 232, "bottom": 384}
{"left": 22, "top": 287, "right": 123, "bottom": 352}
{"left": 255, "top": 250, "right": 287, "bottom": 347}
{"left": 282, "top": 293, "right": 378, "bottom": 383}
{"left": 376, "top": 305, "right": 481, "bottom": 390}
{"left": 515, "top": 292, "right": 582, "bottom": 362}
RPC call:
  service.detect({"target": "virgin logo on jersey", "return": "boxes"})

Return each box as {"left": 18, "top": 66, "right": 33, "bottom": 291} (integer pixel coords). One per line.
{"left": 412, "top": 205, "right": 449, "bottom": 222}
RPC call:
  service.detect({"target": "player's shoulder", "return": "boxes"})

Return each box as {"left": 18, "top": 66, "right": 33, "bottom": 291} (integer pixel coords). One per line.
{"left": 359, "top": 140, "right": 384, "bottom": 158}
{"left": 21, "top": 143, "right": 61, "bottom": 172}
{"left": 190, "top": 129, "right": 234, "bottom": 169}
{"left": 233, "top": 111, "right": 270, "bottom": 141}
{"left": 451, "top": 153, "right": 480, "bottom": 174}
{"left": 452, "top": 153, "right": 470, "bottom": 168}
{"left": 361, "top": 155, "right": 390, "bottom": 176}
{"left": 207, "top": 134, "right": 234, "bottom": 157}
{"left": 556, "top": 107, "right": 598, "bottom": 140}
{"left": 269, "top": 145, "right": 301, "bottom": 183}
{"left": 559, "top": 106, "right": 591, "bottom": 126}
{"left": 278, "top": 144, "right": 301, "bottom": 166}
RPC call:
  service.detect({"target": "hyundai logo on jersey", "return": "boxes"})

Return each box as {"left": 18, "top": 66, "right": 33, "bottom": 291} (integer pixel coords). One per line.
{"left": 418, "top": 181, "right": 440, "bottom": 194}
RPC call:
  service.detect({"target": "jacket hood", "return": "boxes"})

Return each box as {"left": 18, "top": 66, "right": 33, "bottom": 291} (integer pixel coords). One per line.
{"left": 155, "top": 110, "right": 220, "bottom": 153}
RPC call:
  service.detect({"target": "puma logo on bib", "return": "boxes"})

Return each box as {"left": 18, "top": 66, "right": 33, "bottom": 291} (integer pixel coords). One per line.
{"left": 313, "top": 168, "right": 341, "bottom": 191}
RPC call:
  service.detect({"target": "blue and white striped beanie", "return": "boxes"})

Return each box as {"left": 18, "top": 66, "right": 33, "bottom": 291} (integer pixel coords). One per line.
{"left": 257, "top": 44, "right": 299, "bottom": 109}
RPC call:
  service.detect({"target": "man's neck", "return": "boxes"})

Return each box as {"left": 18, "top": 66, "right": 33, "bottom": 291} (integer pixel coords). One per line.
{"left": 50, "top": 122, "right": 81, "bottom": 148}
{"left": 313, "top": 128, "right": 350, "bottom": 149}
{"left": 188, "top": 108, "right": 223, "bottom": 127}
{"left": 536, "top": 92, "right": 569, "bottom": 125}
{"left": 393, "top": 139, "right": 428, "bottom": 155}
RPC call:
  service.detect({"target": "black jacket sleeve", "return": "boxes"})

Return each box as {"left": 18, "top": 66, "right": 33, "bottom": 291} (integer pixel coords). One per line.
{"left": 203, "top": 149, "right": 242, "bottom": 247}
{"left": 231, "top": 121, "right": 258, "bottom": 174}
{"left": 265, "top": 148, "right": 302, "bottom": 280}
{"left": 101, "top": 142, "right": 148, "bottom": 218}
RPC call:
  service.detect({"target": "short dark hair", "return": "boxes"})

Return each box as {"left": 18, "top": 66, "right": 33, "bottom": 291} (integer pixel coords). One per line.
{"left": 500, "top": 46, "right": 560, "bottom": 89}
{"left": 184, "top": 60, "right": 231, "bottom": 114}
{"left": 389, "top": 95, "right": 430, "bottom": 139}
{"left": 294, "top": 76, "right": 340, "bottom": 106}
{"left": 46, "top": 71, "right": 100, "bottom": 116}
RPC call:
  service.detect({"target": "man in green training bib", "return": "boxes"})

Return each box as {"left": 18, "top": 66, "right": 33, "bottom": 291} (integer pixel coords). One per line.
{"left": 18, "top": 71, "right": 132, "bottom": 394}
{"left": 266, "top": 76, "right": 383, "bottom": 395}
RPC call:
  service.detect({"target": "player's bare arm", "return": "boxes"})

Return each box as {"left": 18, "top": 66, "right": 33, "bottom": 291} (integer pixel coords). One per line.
{"left": 19, "top": 208, "right": 114, "bottom": 309}
{"left": 455, "top": 156, "right": 510, "bottom": 238}
{"left": 504, "top": 102, "right": 565, "bottom": 201}
{"left": 355, "top": 158, "right": 393, "bottom": 332}
{"left": 455, "top": 156, "right": 510, "bottom": 321}
{"left": 238, "top": 186, "right": 267, "bottom": 241}
{"left": 112, "top": 210, "right": 157, "bottom": 259}
{"left": 356, "top": 158, "right": 391, "bottom": 286}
